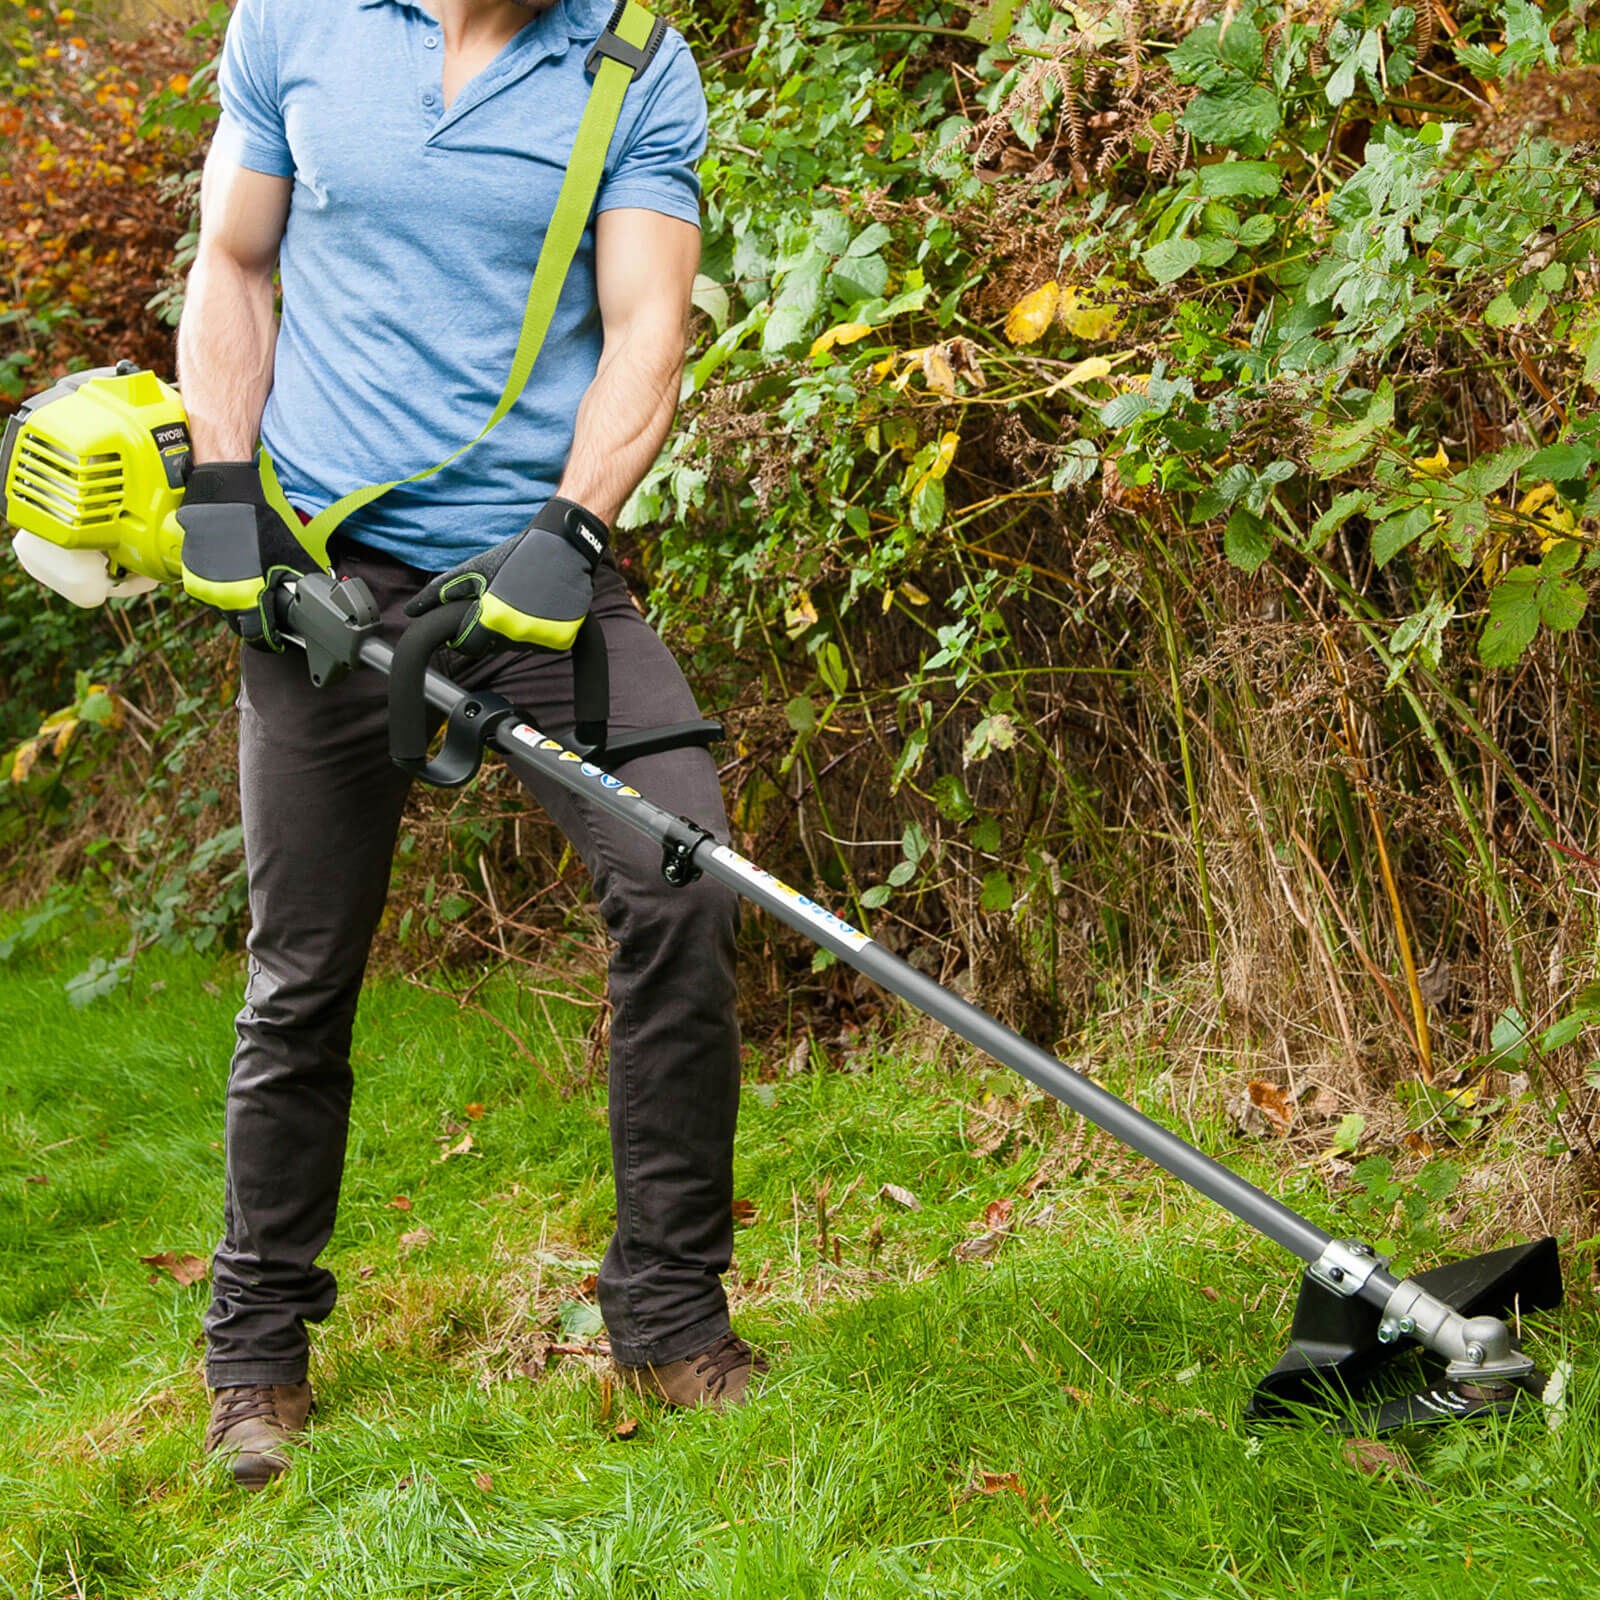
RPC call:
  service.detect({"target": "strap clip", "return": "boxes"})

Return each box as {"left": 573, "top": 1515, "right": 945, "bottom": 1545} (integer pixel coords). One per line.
{"left": 586, "top": 2, "right": 667, "bottom": 76}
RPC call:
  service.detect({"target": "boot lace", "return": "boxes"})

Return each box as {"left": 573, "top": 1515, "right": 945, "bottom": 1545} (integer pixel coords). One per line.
{"left": 688, "top": 1333, "right": 753, "bottom": 1396}
{"left": 206, "top": 1384, "right": 280, "bottom": 1446}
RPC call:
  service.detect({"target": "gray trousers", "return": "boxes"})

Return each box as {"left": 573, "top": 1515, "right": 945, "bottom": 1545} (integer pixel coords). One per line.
{"left": 203, "top": 540, "right": 741, "bottom": 1385}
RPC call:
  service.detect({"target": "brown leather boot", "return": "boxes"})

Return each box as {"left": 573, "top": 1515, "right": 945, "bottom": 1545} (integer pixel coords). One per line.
{"left": 614, "top": 1332, "right": 766, "bottom": 1410}
{"left": 204, "top": 1382, "right": 314, "bottom": 1489}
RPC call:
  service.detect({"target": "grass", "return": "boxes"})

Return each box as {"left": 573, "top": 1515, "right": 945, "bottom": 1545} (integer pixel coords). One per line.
{"left": 0, "top": 924, "right": 1597, "bottom": 1598}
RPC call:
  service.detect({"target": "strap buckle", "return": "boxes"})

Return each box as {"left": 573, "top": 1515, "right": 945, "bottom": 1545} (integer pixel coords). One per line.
{"left": 586, "top": 2, "right": 667, "bottom": 76}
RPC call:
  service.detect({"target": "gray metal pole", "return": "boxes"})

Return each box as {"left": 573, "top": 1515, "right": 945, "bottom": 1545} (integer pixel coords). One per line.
{"left": 353, "top": 619, "right": 1537, "bottom": 1374}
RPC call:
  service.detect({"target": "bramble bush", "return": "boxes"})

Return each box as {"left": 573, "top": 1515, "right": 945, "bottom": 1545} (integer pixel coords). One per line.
{"left": 3, "top": 0, "right": 1600, "bottom": 1224}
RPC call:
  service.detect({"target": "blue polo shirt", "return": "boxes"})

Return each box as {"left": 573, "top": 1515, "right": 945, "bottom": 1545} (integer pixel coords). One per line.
{"left": 212, "top": 0, "right": 706, "bottom": 569}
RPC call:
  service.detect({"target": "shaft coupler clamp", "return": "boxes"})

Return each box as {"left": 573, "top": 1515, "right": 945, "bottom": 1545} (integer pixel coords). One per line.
{"left": 1307, "top": 1238, "right": 1386, "bottom": 1298}
{"left": 661, "top": 817, "right": 713, "bottom": 888}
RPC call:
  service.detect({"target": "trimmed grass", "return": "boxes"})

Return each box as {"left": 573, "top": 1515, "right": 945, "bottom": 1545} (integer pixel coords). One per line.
{"left": 0, "top": 931, "right": 1596, "bottom": 1598}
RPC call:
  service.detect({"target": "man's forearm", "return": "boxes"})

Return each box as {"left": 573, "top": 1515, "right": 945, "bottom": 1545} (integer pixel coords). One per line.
{"left": 176, "top": 246, "right": 279, "bottom": 463}
{"left": 557, "top": 321, "right": 685, "bottom": 527}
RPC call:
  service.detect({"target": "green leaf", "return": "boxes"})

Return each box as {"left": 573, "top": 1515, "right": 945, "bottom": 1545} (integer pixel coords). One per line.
{"left": 1181, "top": 84, "right": 1282, "bottom": 153}
{"left": 980, "top": 870, "right": 1013, "bottom": 913}
{"left": 1490, "top": 1007, "right": 1529, "bottom": 1066}
{"left": 1540, "top": 576, "right": 1586, "bottom": 633}
{"left": 1484, "top": 291, "right": 1520, "bottom": 329}
{"left": 1523, "top": 443, "right": 1597, "bottom": 482}
{"left": 886, "top": 859, "right": 918, "bottom": 888}
{"left": 1099, "top": 392, "right": 1154, "bottom": 429}
{"left": 963, "top": 0, "right": 1022, "bottom": 45}
{"left": 1333, "top": 1113, "right": 1367, "bottom": 1154}
{"left": 1479, "top": 573, "right": 1541, "bottom": 668}
{"left": 1223, "top": 507, "right": 1271, "bottom": 574}
{"left": 902, "top": 822, "right": 930, "bottom": 863}
{"left": 931, "top": 774, "right": 974, "bottom": 823}
{"left": 1309, "top": 489, "right": 1369, "bottom": 546}
{"left": 816, "top": 642, "right": 848, "bottom": 698}
{"left": 859, "top": 883, "right": 893, "bottom": 909}
{"left": 785, "top": 695, "right": 817, "bottom": 733}
{"left": 1052, "top": 439, "right": 1099, "bottom": 490}
{"left": 557, "top": 1300, "right": 605, "bottom": 1340}
{"left": 1370, "top": 504, "right": 1431, "bottom": 566}
{"left": 1196, "top": 160, "right": 1282, "bottom": 198}
{"left": 1141, "top": 237, "right": 1204, "bottom": 285}
{"left": 844, "top": 223, "right": 894, "bottom": 259}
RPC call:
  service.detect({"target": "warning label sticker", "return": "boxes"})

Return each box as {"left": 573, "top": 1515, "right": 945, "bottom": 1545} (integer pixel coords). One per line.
{"left": 710, "top": 846, "right": 872, "bottom": 951}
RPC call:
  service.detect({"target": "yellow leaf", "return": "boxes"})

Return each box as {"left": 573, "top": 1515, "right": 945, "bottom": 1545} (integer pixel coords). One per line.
{"left": 809, "top": 321, "right": 874, "bottom": 359}
{"left": 928, "top": 431, "right": 960, "bottom": 482}
{"left": 1004, "top": 281, "right": 1060, "bottom": 345}
{"left": 1517, "top": 482, "right": 1558, "bottom": 518}
{"left": 1054, "top": 356, "right": 1114, "bottom": 389}
{"left": 1059, "top": 286, "right": 1125, "bottom": 341}
{"left": 1413, "top": 443, "right": 1450, "bottom": 477}
{"left": 871, "top": 352, "right": 899, "bottom": 382}
{"left": 10, "top": 741, "right": 40, "bottom": 785}
{"left": 900, "top": 582, "right": 931, "bottom": 605}
{"left": 785, "top": 590, "right": 818, "bottom": 637}
{"left": 52, "top": 718, "right": 79, "bottom": 758}
{"left": 921, "top": 345, "right": 957, "bottom": 396}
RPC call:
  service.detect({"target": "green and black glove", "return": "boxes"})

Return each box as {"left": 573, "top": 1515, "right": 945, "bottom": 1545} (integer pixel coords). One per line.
{"left": 403, "top": 496, "right": 609, "bottom": 656}
{"left": 177, "top": 461, "right": 319, "bottom": 651}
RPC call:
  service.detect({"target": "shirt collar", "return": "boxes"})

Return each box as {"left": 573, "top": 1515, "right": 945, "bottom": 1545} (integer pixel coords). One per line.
{"left": 355, "top": 0, "right": 577, "bottom": 34}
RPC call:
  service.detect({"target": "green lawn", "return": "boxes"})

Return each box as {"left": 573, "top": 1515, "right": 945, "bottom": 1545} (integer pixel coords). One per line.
{"left": 1, "top": 930, "right": 1595, "bottom": 1598}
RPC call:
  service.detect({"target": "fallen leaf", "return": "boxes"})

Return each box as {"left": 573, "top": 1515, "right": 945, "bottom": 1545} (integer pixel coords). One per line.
{"left": 982, "top": 1197, "right": 1014, "bottom": 1231}
{"left": 439, "top": 1132, "right": 475, "bottom": 1162}
{"left": 954, "top": 1228, "right": 1007, "bottom": 1263}
{"left": 1062, "top": 1385, "right": 1092, "bottom": 1405}
{"left": 880, "top": 1183, "right": 921, "bottom": 1211}
{"left": 388, "top": 1195, "right": 413, "bottom": 1211}
{"left": 977, "top": 1470, "right": 1024, "bottom": 1496}
{"left": 1199, "top": 1285, "right": 1220, "bottom": 1302}
{"left": 399, "top": 1227, "right": 433, "bottom": 1253}
{"left": 1341, "top": 1437, "right": 1431, "bottom": 1489}
{"left": 1402, "top": 1131, "right": 1437, "bottom": 1157}
{"left": 140, "top": 1252, "right": 209, "bottom": 1288}
{"left": 1233, "top": 1080, "right": 1294, "bottom": 1138}
{"left": 464, "top": 1102, "right": 486, "bottom": 1120}
{"left": 731, "top": 1198, "right": 759, "bottom": 1226}
{"left": 575, "top": 1272, "right": 599, "bottom": 1297}
{"left": 474, "top": 1472, "right": 493, "bottom": 1493}
{"left": 784, "top": 1037, "right": 812, "bottom": 1076}
{"left": 1307, "top": 1087, "right": 1340, "bottom": 1120}
{"left": 613, "top": 1417, "right": 641, "bottom": 1441}
{"left": 1005, "top": 281, "right": 1060, "bottom": 345}
{"left": 358, "top": 1264, "right": 376, "bottom": 1280}
{"left": 24, "top": 1174, "right": 48, "bottom": 1186}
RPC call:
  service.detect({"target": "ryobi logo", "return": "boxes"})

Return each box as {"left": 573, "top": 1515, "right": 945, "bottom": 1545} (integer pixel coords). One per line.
{"left": 151, "top": 423, "right": 191, "bottom": 452}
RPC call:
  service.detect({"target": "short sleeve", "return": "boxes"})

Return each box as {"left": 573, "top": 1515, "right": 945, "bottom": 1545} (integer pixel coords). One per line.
{"left": 211, "top": 0, "right": 294, "bottom": 179}
{"left": 596, "top": 33, "right": 707, "bottom": 226}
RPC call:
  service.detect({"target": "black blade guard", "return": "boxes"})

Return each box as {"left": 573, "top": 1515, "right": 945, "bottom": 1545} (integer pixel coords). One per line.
{"left": 1247, "top": 1236, "right": 1563, "bottom": 1426}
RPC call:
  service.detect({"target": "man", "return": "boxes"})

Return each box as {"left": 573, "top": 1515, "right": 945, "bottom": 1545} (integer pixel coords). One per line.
{"left": 177, "top": 0, "right": 750, "bottom": 1491}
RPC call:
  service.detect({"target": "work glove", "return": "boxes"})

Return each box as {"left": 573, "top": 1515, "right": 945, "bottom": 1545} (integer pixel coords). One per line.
{"left": 402, "top": 496, "right": 609, "bottom": 656}
{"left": 177, "top": 461, "right": 319, "bottom": 651}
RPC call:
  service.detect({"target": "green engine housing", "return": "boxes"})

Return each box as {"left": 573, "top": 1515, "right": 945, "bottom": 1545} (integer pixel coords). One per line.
{"left": 2, "top": 363, "right": 189, "bottom": 602}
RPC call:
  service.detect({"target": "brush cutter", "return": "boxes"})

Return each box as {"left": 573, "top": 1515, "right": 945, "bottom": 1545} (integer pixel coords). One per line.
{"left": 2, "top": 367, "right": 1567, "bottom": 1432}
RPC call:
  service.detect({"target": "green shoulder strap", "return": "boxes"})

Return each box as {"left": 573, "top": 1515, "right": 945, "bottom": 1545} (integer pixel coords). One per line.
{"left": 260, "top": 1, "right": 666, "bottom": 567}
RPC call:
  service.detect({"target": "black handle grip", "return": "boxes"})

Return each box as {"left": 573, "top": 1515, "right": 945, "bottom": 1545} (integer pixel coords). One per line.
{"left": 388, "top": 600, "right": 471, "bottom": 770}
